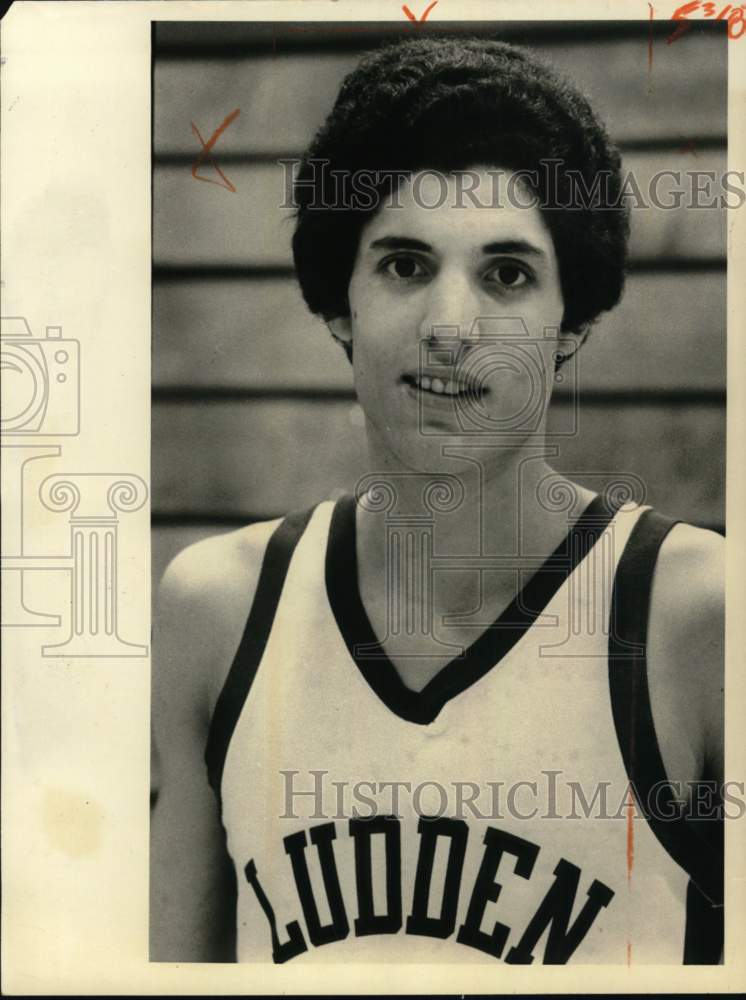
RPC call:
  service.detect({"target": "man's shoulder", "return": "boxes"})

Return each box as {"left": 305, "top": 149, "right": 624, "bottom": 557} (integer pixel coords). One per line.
{"left": 159, "top": 517, "right": 283, "bottom": 614}
{"left": 652, "top": 519, "right": 724, "bottom": 617}
{"left": 155, "top": 517, "right": 285, "bottom": 714}
{"left": 647, "top": 519, "right": 724, "bottom": 665}
{"left": 646, "top": 518, "right": 724, "bottom": 781}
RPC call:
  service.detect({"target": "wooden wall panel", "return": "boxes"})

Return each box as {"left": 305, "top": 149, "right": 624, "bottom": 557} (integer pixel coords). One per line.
{"left": 547, "top": 403, "right": 725, "bottom": 526}
{"left": 152, "top": 399, "right": 724, "bottom": 526}
{"left": 154, "top": 53, "right": 358, "bottom": 156}
{"left": 579, "top": 271, "right": 725, "bottom": 391}
{"left": 154, "top": 163, "right": 294, "bottom": 266}
{"left": 153, "top": 151, "right": 727, "bottom": 266}
{"left": 153, "top": 399, "right": 368, "bottom": 515}
{"left": 154, "top": 31, "right": 726, "bottom": 154}
{"left": 538, "top": 33, "right": 726, "bottom": 144}
{"left": 625, "top": 150, "right": 726, "bottom": 259}
{"left": 153, "top": 277, "right": 340, "bottom": 390}
{"left": 153, "top": 272, "right": 725, "bottom": 392}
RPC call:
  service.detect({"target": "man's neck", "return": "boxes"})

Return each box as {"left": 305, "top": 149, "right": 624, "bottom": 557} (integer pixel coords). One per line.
{"left": 356, "top": 448, "right": 592, "bottom": 559}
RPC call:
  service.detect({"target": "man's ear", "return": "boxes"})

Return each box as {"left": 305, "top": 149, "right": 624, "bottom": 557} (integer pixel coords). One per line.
{"left": 327, "top": 315, "right": 354, "bottom": 363}
{"left": 327, "top": 315, "right": 353, "bottom": 346}
{"left": 555, "top": 328, "right": 587, "bottom": 367}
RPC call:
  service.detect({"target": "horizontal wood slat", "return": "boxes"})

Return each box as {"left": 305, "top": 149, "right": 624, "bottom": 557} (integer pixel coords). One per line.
{"left": 154, "top": 20, "right": 721, "bottom": 52}
{"left": 152, "top": 398, "right": 724, "bottom": 526}
{"left": 153, "top": 271, "right": 726, "bottom": 392}
{"left": 154, "top": 32, "right": 726, "bottom": 155}
{"left": 154, "top": 20, "right": 724, "bottom": 54}
{"left": 153, "top": 151, "right": 727, "bottom": 267}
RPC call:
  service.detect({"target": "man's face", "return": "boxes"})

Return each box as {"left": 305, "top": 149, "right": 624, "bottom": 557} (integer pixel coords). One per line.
{"left": 333, "top": 167, "right": 569, "bottom": 474}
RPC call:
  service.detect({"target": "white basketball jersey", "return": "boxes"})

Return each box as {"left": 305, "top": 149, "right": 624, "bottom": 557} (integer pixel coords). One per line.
{"left": 205, "top": 493, "right": 723, "bottom": 965}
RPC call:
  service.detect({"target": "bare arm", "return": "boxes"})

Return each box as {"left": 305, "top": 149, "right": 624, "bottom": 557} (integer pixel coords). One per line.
{"left": 646, "top": 524, "right": 724, "bottom": 960}
{"left": 647, "top": 523, "right": 724, "bottom": 792}
{"left": 149, "top": 525, "right": 275, "bottom": 961}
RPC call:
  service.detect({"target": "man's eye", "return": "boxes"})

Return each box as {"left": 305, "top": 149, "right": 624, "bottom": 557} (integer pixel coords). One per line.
{"left": 488, "top": 263, "right": 530, "bottom": 289}
{"left": 382, "top": 255, "right": 428, "bottom": 280}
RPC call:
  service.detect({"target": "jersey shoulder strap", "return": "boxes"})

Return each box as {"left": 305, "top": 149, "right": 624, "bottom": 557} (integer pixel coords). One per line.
{"left": 205, "top": 504, "right": 318, "bottom": 799}
{"left": 608, "top": 508, "right": 724, "bottom": 961}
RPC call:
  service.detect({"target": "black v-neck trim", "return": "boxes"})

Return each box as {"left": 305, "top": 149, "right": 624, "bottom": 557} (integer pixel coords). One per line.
{"left": 325, "top": 491, "right": 618, "bottom": 725}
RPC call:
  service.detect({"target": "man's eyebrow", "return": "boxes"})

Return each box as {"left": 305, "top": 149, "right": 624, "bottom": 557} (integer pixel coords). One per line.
{"left": 367, "top": 236, "right": 547, "bottom": 257}
{"left": 368, "top": 236, "right": 432, "bottom": 252}
{"left": 481, "top": 239, "right": 546, "bottom": 257}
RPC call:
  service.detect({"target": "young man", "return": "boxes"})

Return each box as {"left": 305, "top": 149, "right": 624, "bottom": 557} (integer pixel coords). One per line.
{"left": 150, "top": 36, "right": 724, "bottom": 964}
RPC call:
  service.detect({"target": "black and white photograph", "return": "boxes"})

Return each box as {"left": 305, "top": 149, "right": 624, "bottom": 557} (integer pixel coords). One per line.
{"left": 3, "top": 2, "right": 745, "bottom": 993}
{"left": 150, "top": 18, "right": 728, "bottom": 966}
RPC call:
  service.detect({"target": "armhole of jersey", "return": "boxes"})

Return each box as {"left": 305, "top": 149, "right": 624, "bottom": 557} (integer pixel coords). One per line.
{"left": 683, "top": 880, "right": 724, "bottom": 964}
{"left": 204, "top": 504, "right": 317, "bottom": 802}
{"left": 608, "top": 508, "right": 724, "bottom": 946}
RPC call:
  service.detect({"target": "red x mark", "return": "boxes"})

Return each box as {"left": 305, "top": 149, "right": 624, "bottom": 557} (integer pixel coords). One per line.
{"left": 191, "top": 108, "right": 241, "bottom": 192}
{"left": 402, "top": 1, "right": 438, "bottom": 21}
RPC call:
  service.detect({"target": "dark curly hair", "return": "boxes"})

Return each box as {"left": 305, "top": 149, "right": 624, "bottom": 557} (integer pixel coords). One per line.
{"left": 291, "top": 35, "right": 629, "bottom": 355}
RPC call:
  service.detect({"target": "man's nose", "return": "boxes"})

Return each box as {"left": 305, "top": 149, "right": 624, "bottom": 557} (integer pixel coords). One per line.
{"left": 417, "top": 268, "right": 482, "bottom": 347}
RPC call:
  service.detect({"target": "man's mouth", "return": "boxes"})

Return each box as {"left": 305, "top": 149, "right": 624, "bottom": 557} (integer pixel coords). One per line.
{"left": 402, "top": 373, "right": 484, "bottom": 398}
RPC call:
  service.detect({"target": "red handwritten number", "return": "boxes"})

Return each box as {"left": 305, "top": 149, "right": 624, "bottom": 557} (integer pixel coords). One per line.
{"left": 402, "top": 1, "right": 438, "bottom": 22}
{"left": 191, "top": 108, "right": 241, "bottom": 192}
{"left": 668, "top": 0, "right": 745, "bottom": 39}
{"left": 729, "top": 5, "right": 746, "bottom": 35}
{"left": 667, "top": 0, "right": 699, "bottom": 42}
